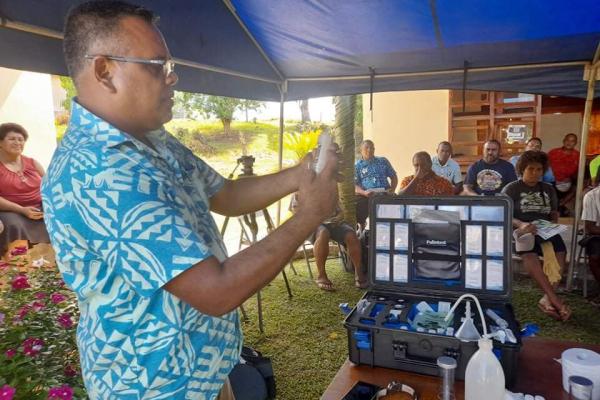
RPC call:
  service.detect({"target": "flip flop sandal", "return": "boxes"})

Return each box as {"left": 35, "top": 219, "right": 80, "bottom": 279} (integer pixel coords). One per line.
{"left": 355, "top": 279, "right": 369, "bottom": 289}
{"left": 315, "top": 280, "right": 335, "bottom": 291}
{"left": 537, "top": 300, "right": 561, "bottom": 321}
{"left": 558, "top": 304, "right": 572, "bottom": 322}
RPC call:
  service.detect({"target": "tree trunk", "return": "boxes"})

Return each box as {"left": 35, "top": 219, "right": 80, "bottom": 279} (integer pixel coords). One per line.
{"left": 334, "top": 96, "right": 357, "bottom": 227}
{"left": 300, "top": 99, "right": 311, "bottom": 123}
{"left": 221, "top": 118, "right": 232, "bottom": 136}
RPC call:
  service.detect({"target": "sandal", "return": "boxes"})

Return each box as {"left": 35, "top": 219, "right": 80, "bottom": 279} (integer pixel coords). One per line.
{"left": 355, "top": 278, "right": 369, "bottom": 289}
{"left": 557, "top": 304, "right": 572, "bottom": 322}
{"left": 537, "top": 299, "right": 561, "bottom": 321}
{"left": 315, "top": 279, "right": 335, "bottom": 292}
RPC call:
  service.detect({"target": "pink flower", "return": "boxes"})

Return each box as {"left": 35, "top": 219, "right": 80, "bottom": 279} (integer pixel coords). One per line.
{"left": 10, "top": 246, "right": 27, "bottom": 256}
{"left": 0, "top": 385, "right": 16, "bottom": 400}
{"left": 47, "top": 385, "right": 73, "bottom": 400}
{"left": 4, "top": 349, "right": 16, "bottom": 359}
{"left": 35, "top": 292, "right": 48, "bottom": 299}
{"left": 12, "top": 275, "right": 31, "bottom": 290}
{"left": 11, "top": 274, "right": 30, "bottom": 290}
{"left": 50, "top": 292, "right": 67, "bottom": 304}
{"left": 57, "top": 313, "right": 73, "bottom": 329}
{"left": 14, "top": 304, "right": 32, "bottom": 322}
{"left": 22, "top": 337, "right": 44, "bottom": 356}
{"left": 31, "top": 301, "right": 46, "bottom": 312}
{"left": 64, "top": 365, "right": 77, "bottom": 377}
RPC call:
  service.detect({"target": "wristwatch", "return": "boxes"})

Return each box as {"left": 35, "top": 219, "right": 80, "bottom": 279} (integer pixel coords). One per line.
{"left": 375, "top": 381, "right": 418, "bottom": 399}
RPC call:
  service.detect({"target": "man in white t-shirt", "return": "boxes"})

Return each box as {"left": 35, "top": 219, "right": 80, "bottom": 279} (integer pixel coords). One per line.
{"left": 581, "top": 186, "right": 600, "bottom": 291}
{"left": 431, "top": 141, "right": 463, "bottom": 194}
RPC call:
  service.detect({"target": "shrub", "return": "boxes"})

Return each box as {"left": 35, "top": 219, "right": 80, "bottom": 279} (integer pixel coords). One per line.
{"left": 0, "top": 247, "right": 85, "bottom": 400}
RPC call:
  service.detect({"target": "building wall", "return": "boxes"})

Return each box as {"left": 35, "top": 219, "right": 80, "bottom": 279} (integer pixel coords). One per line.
{"left": 539, "top": 112, "right": 582, "bottom": 152}
{"left": 0, "top": 67, "right": 57, "bottom": 169}
{"left": 362, "top": 90, "right": 450, "bottom": 179}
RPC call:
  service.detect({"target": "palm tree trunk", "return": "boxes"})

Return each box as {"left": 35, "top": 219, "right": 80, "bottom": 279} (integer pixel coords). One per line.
{"left": 334, "top": 95, "right": 357, "bottom": 227}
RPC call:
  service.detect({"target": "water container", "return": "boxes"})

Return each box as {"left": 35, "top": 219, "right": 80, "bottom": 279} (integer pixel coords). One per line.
{"left": 465, "top": 338, "right": 505, "bottom": 400}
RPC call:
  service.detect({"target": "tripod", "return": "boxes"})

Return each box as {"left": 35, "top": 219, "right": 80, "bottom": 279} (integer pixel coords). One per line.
{"left": 220, "top": 156, "right": 292, "bottom": 333}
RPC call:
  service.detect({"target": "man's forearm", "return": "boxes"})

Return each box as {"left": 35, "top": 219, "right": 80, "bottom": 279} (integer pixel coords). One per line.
{"left": 164, "top": 209, "right": 322, "bottom": 316}
{"left": 462, "top": 184, "right": 477, "bottom": 195}
{"left": 211, "top": 165, "right": 301, "bottom": 216}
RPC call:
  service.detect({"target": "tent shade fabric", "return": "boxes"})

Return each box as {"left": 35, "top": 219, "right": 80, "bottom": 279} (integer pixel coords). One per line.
{"left": 0, "top": 0, "right": 599, "bottom": 100}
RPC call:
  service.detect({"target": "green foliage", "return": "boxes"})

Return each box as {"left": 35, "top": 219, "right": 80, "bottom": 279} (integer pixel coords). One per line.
{"left": 284, "top": 129, "right": 321, "bottom": 161}
{"left": 0, "top": 249, "right": 85, "bottom": 399}
{"left": 58, "top": 77, "right": 77, "bottom": 112}
{"left": 173, "top": 92, "right": 263, "bottom": 124}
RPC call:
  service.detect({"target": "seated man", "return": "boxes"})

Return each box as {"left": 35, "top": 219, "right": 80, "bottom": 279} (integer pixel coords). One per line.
{"left": 463, "top": 139, "right": 517, "bottom": 196}
{"left": 548, "top": 133, "right": 579, "bottom": 216}
{"left": 291, "top": 193, "right": 367, "bottom": 291}
{"left": 355, "top": 140, "right": 397, "bottom": 228}
{"left": 581, "top": 184, "right": 600, "bottom": 294}
{"left": 509, "top": 137, "right": 555, "bottom": 184}
{"left": 398, "top": 151, "right": 453, "bottom": 196}
{"left": 431, "top": 141, "right": 463, "bottom": 194}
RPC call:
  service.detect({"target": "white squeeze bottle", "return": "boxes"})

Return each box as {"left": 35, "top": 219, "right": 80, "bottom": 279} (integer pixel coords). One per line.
{"left": 314, "top": 131, "right": 332, "bottom": 174}
{"left": 465, "top": 337, "right": 505, "bottom": 400}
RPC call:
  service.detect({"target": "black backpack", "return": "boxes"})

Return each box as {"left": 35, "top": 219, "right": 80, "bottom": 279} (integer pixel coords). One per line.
{"left": 229, "top": 346, "right": 276, "bottom": 400}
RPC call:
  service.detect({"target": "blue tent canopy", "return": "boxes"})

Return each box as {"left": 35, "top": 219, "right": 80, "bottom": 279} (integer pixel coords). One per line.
{"left": 0, "top": 0, "right": 598, "bottom": 100}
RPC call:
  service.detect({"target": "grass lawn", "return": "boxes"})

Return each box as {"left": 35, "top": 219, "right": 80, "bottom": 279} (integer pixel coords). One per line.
{"left": 240, "top": 259, "right": 600, "bottom": 400}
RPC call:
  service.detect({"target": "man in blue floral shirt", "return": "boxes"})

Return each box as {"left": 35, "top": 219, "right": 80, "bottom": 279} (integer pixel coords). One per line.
{"left": 354, "top": 140, "right": 398, "bottom": 227}
{"left": 41, "top": 2, "right": 339, "bottom": 399}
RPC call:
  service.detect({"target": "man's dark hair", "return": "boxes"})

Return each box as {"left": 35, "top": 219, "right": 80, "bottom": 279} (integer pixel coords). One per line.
{"left": 63, "top": 1, "right": 157, "bottom": 81}
{"left": 0, "top": 123, "right": 28, "bottom": 141}
{"left": 437, "top": 141, "right": 452, "bottom": 150}
{"left": 484, "top": 139, "right": 501, "bottom": 149}
{"left": 414, "top": 151, "right": 432, "bottom": 167}
{"left": 526, "top": 137, "right": 542, "bottom": 146}
{"left": 361, "top": 140, "right": 374, "bottom": 147}
{"left": 564, "top": 133, "right": 578, "bottom": 142}
{"left": 516, "top": 150, "right": 548, "bottom": 175}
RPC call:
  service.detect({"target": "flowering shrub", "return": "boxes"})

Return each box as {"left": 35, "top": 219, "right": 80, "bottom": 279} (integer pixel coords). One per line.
{"left": 0, "top": 247, "right": 86, "bottom": 399}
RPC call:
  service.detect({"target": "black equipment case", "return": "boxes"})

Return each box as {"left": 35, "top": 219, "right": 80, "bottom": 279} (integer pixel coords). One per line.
{"left": 344, "top": 195, "right": 521, "bottom": 387}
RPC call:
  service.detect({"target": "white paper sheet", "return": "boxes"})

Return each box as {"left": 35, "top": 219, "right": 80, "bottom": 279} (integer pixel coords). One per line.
{"left": 376, "top": 204, "right": 404, "bottom": 219}
{"left": 465, "top": 258, "right": 483, "bottom": 289}
{"left": 376, "top": 253, "right": 390, "bottom": 281}
{"left": 465, "top": 225, "right": 483, "bottom": 255}
{"left": 393, "top": 254, "right": 408, "bottom": 282}
{"left": 471, "top": 206, "right": 504, "bottom": 222}
{"left": 376, "top": 222, "right": 391, "bottom": 250}
{"left": 486, "top": 226, "right": 504, "bottom": 256}
{"left": 394, "top": 223, "right": 409, "bottom": 250}
{"left": 486, "top": 259, "right": 504, "bottom": 290}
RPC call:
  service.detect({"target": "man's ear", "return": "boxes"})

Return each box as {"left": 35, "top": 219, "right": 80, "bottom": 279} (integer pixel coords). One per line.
{"left": 92, "top": 57, "right": 117, "bottom": 93}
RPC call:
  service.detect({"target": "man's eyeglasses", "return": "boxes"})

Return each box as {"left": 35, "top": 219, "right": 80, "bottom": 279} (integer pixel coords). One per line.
{"left": 84, "top": 54, "right": 175, "bottom": 78}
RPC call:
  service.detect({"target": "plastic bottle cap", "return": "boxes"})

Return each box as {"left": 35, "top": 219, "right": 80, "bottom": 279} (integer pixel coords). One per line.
{"left": 569, "top": 375, "right": 593, "bottom": 389}
{"left": 437, "top": 356, "right": 457, "bottom": 369}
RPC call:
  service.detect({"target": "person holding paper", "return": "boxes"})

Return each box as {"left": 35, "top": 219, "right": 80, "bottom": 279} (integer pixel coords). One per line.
{"left": 502, "top": 151, "right": 571, "bottom": 321}
{"left": 355, "top": 140, "right": 398, "bottom": 228}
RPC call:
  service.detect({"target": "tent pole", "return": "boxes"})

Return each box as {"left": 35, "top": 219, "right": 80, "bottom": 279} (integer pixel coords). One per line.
{"left": 276, "top": 81, "right": 288, "bottom": 226}
{"left": 566, "top": 60, "right": 599, "bottom": 291}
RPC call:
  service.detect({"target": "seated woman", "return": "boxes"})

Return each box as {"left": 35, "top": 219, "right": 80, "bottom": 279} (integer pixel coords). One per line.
{"left": 502, "top": 151, "right": 571, "bottom": 321}
{"left": 0, "top": 123, "right": 49, "bottom": 256}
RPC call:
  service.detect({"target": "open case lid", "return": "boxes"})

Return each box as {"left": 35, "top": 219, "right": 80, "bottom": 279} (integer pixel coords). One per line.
{"left": 368, "top": 195, "right": 514, "bottom": 301}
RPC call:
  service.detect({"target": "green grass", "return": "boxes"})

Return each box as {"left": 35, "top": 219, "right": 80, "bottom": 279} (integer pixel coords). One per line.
{"left": 240, "top": 259, "right": 600, "bottom": 400}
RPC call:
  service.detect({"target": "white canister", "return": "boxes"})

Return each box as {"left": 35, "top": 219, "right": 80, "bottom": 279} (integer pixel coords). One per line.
{"left": 561, "top": 348, "right": 600, "bottom": 400}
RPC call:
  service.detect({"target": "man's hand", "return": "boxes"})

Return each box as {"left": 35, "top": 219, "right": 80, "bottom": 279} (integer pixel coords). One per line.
{"left": 517, "top": 222, "right": 537, "bottom": 236}
{"left": 295, "top": 146, "right": 339, "bottom": 223}
{"left": 21, "top": 206, "right": 43, "bottom": 220}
